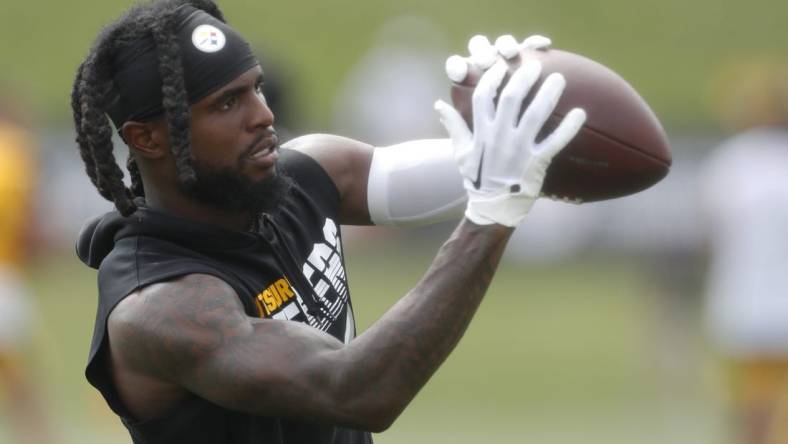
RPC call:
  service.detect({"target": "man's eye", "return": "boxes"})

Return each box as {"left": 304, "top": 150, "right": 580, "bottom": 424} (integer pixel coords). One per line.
{"left": 220, "top": 96, "right": 237, "bottom": 111}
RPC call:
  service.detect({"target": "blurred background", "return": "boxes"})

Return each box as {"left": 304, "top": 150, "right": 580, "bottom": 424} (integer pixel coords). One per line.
{"left": 1, "top": 0, "right": 788, "bottom": 443}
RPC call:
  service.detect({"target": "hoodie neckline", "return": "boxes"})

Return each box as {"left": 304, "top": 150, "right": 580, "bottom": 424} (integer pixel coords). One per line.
{"left": 76, "top": 205, "right": 270, "bottom": 269}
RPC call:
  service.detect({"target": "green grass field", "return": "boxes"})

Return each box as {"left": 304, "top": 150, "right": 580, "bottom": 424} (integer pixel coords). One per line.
{"left": 1, "top": 233, "right": 725, "bottom": 444}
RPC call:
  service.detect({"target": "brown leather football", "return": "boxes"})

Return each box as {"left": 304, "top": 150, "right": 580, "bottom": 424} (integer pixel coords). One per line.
{"left": 450, "top": 48, "right": 672, "bottom": 202}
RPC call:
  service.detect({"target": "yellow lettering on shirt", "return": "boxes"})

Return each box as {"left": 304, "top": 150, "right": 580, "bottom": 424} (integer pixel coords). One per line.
{"left": 255, "top": 278, "right": 296, "bottom": 317}
{"left": 262, "top": 289, "right": 277, "bottom": 313}
{"left": 275, "top": 279, "right": 294, "bottom": 300}
{"left": 254, "top": 296, "right": 268, "bottom": 317}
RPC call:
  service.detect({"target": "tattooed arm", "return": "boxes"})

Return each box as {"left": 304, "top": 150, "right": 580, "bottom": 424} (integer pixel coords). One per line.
{"left": 107, "top": 219, "right": 511, "bottom": 431}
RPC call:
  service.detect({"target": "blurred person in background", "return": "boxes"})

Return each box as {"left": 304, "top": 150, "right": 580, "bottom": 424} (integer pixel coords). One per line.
{"left": 701, "top": 56, "right": 788, "bottom": 444}
{"left": 70, "top": 0, "right": 584, "bottom": 442}
{"left": 0, "top": 91, "right": 54, "bottom": 444}
{"left": 332, "top": 15, "right": 449, "bottom": 146}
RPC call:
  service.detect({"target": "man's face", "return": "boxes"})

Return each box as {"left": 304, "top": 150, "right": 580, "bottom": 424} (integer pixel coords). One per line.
{"left": 179, "top": 65, "right": 292, "bottom": 214}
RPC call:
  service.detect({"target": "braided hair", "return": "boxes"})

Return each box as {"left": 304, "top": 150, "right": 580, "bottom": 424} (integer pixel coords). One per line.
{"left": 70, "top": 0, "right": 225, "bottom": 216}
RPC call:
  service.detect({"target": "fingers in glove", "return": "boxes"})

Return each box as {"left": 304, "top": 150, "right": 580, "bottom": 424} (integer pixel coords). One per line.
{"left": 472, "top": 60, "right": 509, "bottom": 130}
{"left": 435, "top": 100, "right": 480, "bottom": 179}
{"left": 434, "top": 100, "right": 472, "bottom": 146}
{"left": 538, "top": 107, "right": 587, "bottom": 159}
{"left": 494, "top": 35, "right": 520, "bottom": 60}
{"left": 521, "top": 35, "right": 552, "bottom": 51}
{"left": 496, "top": 59, "right": 543, "bottom": 127}
{"left": 518, "top": 72, "right": 566, "bottom": 139}
{"left": 468, "top": 35, "right": 497, "bottom": 69}
{"left": 445, "top": 55, "right": 470, "bottom": 83}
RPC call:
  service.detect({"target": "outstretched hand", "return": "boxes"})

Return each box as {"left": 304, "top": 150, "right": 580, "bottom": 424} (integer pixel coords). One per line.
{"left": 435, "top": 56, "right": 586, "bottom": 227}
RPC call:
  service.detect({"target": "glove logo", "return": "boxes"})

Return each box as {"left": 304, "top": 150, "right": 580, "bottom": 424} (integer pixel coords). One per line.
{"left": 472, "top": 147, "right": 485, "bottom": 190}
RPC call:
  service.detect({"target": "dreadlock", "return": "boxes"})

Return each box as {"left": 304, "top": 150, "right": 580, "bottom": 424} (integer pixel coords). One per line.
{"left": 70, "top": 0, "right": 226, "bottom": 216}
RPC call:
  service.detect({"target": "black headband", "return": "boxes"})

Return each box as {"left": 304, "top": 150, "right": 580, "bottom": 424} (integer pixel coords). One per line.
{"left": 107, "top": 5, "right": 258, "bottom": 128}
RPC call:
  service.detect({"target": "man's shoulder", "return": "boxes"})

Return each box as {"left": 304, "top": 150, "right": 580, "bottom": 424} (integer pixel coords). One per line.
{"left": 281, "top": 134, "right": 374, "bottom": 225}
{"left": 277, "top": 141, "right": 345, "bottom": 212}
{"left": 96, "top": 232, "right": 201, "bottom": 276}
{"left": 95, "top": 232, "right": 240, "bottom": 309}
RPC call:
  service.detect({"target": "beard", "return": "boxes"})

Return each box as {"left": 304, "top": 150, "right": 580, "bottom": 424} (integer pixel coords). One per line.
{"left": 179, "top": 155, "right": 294, "bottom": 217}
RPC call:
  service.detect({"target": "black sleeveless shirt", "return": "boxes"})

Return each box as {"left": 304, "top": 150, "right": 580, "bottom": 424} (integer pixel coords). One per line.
{"left": 76, "top": 149, "right": 372, "bottom": 444}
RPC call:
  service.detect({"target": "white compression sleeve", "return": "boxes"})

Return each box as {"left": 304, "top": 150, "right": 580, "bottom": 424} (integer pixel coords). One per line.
{"left": 367, "top": 139, "right": 467, "bottom": 226}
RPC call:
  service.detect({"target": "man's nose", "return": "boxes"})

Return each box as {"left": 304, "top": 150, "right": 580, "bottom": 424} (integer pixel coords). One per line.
{"left": 248, "top": 92, "right": 275, "bottom": 129}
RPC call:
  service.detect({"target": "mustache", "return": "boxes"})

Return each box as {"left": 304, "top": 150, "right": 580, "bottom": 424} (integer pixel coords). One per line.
{"left": 245, "top": 128, "right": 278, "bottom": 156}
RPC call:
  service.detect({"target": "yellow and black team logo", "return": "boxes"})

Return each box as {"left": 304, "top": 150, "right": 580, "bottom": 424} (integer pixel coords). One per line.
{"left": 254, "top": 277, "right": 296, "bottom": 317}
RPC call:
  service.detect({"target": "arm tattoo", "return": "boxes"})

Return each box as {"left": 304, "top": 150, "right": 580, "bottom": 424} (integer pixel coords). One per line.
{"left": 110, "top": 274, "right": 252, "bottom": 380}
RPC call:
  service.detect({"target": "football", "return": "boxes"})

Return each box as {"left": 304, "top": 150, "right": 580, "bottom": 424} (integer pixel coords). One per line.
{"left": 450, "top": 48, "right": 672, "bottom": 203}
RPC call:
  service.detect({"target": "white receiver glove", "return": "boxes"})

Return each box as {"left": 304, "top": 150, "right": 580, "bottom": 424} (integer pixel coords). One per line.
{"left": 434, "top": 59, "right": 587, "bottom": 227}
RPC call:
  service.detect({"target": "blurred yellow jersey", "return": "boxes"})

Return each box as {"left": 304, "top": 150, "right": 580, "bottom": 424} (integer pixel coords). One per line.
{"left": 0, "top": 122, "right": 35, "bottom": 267}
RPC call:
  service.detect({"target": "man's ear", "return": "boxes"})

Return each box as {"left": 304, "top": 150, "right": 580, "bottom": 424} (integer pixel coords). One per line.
{"left": 121, "top": 120, "right": 169, "bottom": 159}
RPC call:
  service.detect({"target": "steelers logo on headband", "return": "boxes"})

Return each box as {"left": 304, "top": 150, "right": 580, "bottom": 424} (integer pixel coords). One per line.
{"left": 192, "top": 24, "right": 226, "bottom": 53}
